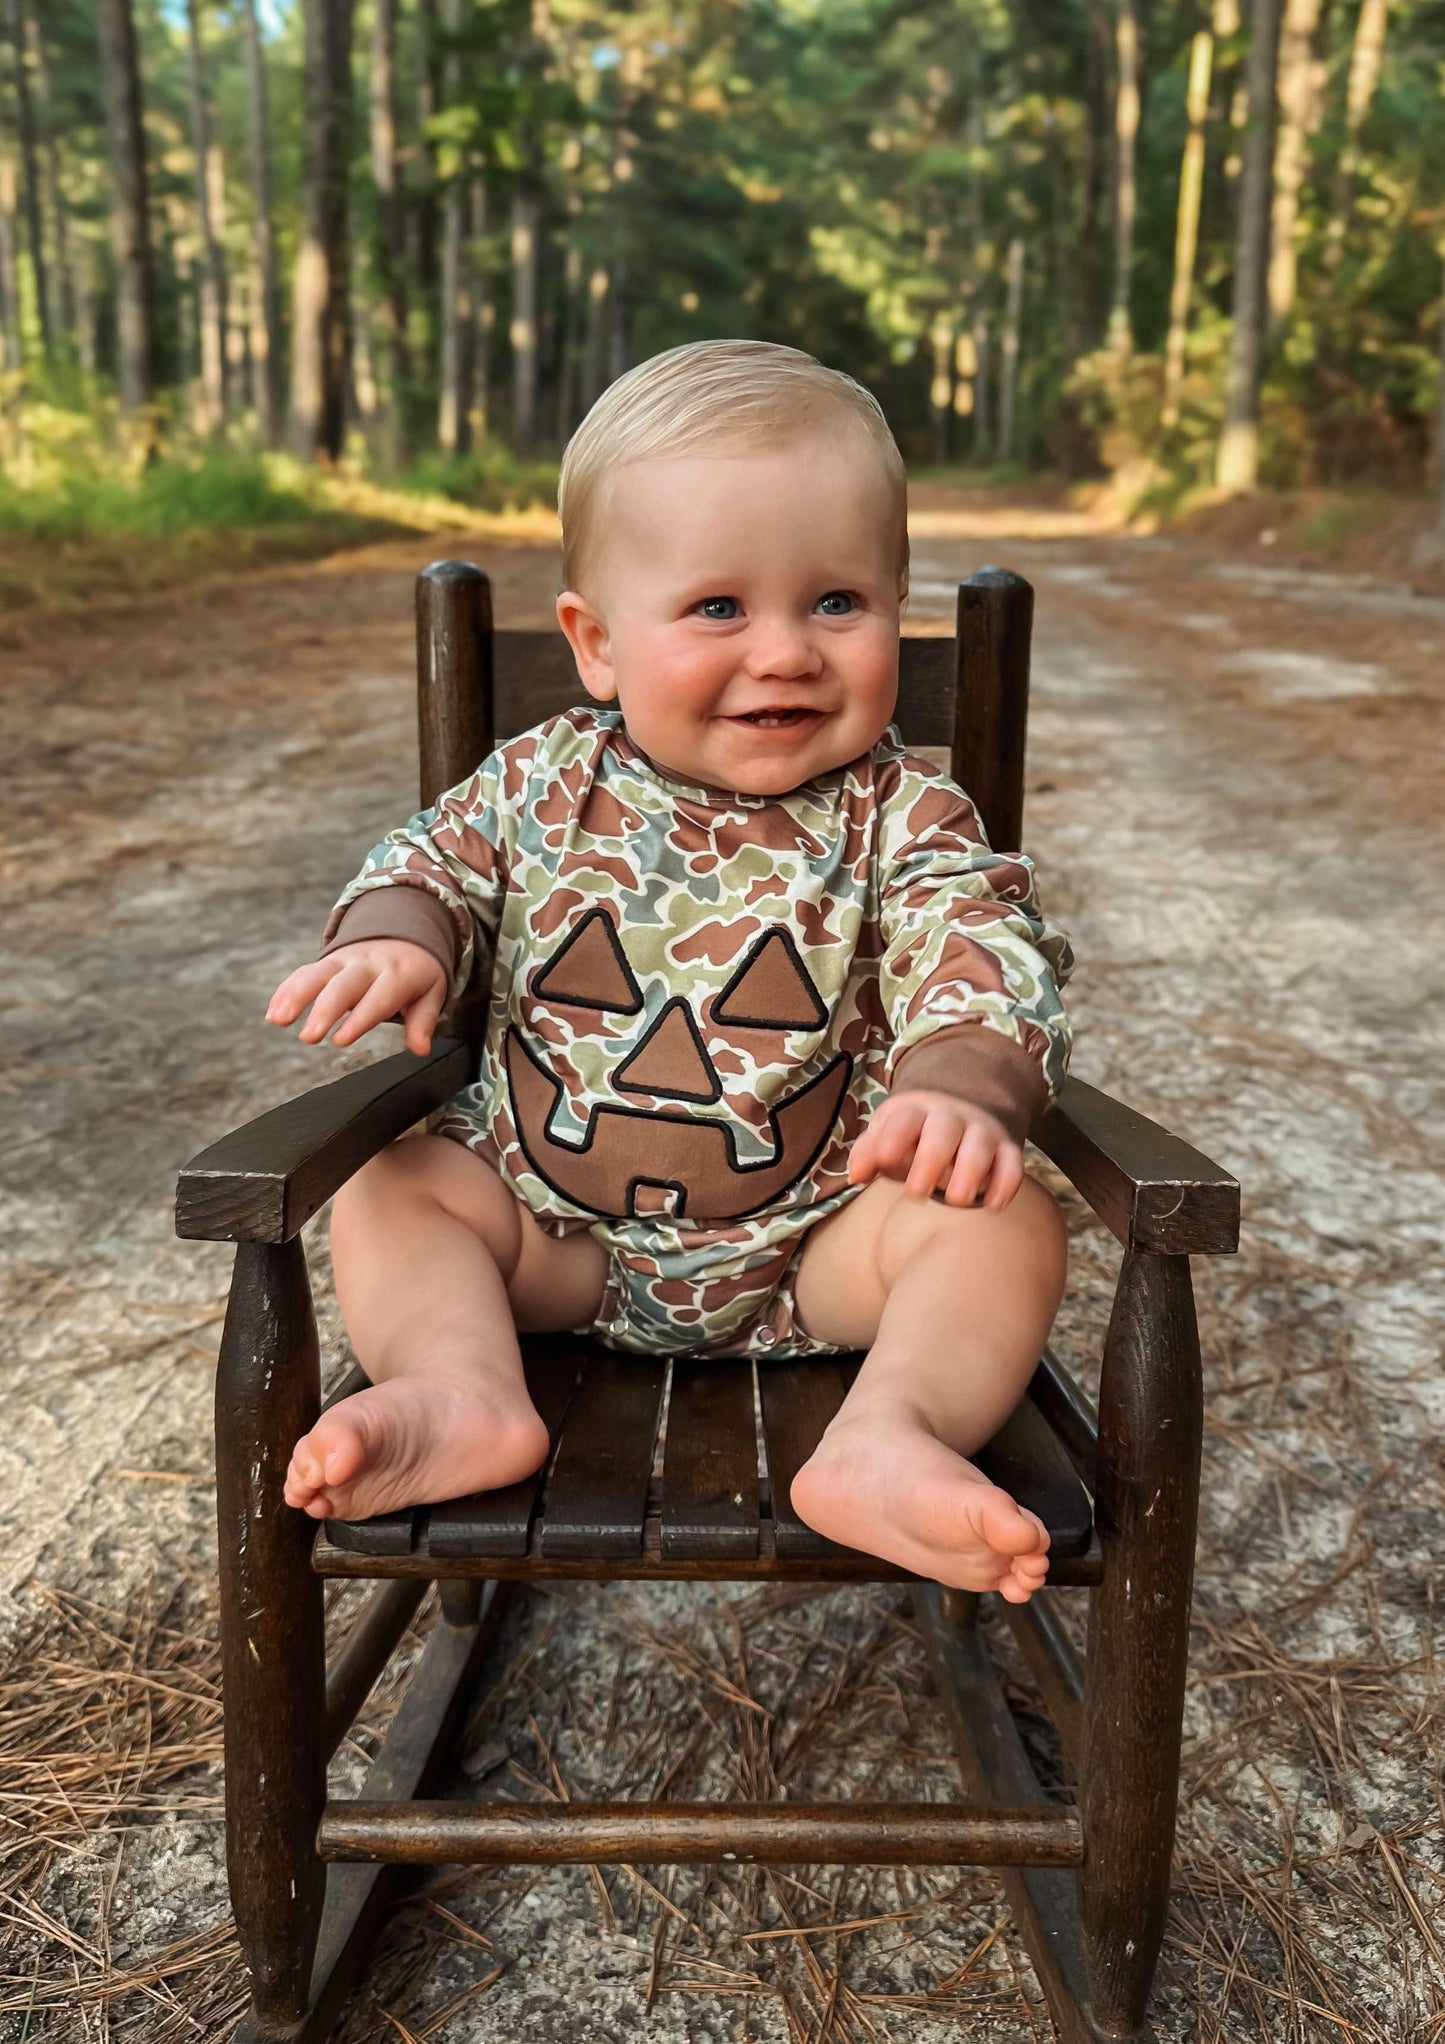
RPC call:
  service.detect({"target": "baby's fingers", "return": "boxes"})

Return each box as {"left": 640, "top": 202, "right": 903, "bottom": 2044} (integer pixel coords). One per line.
{"left": 266, "top": 958, "right": 338, "bottom": 1026}
{"left": 904, "top": 1109, "right": 965, "bottom": 1199}
{"left": 297, "top": 962, "right": 371, "bottom": 1044}
{"left": 329, "top": 972, "right": 407, "bottom": 1047}
{"left": 942, "top": 1121, "right": 999, "bottom": 1208}
{"left": 850, "top": 1099, "right": 924, "bottom": 1183}
{"left": 981, "top": 1142, "right": 1025, "bottom": 1211}
{"left": 401, "top": 974, "right": 448, "bottom": 1056}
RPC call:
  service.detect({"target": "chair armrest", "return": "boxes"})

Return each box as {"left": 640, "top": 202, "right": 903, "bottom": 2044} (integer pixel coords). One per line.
{"left": 1031, "top": 1076, "right": 1239, "bottom": 1256}
{"left": 175, "top": 1038, "right": 476, "bottom": 1245}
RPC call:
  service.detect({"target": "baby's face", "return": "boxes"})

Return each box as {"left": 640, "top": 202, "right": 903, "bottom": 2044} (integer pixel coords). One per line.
{"left": 557, "top": 438, "right": 902, "bottom": 795}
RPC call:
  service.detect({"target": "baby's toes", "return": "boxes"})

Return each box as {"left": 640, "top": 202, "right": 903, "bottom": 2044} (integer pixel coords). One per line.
{"left": 978, "top": 1490, "right": 1048, "bottom": 1559}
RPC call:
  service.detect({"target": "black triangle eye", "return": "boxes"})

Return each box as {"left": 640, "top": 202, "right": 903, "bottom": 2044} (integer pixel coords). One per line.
{"left": 530, "top": 907, "right": 644, "bottom": 1014}
{"left": 713, "top": 928, "right": 828, "bottom": 1031}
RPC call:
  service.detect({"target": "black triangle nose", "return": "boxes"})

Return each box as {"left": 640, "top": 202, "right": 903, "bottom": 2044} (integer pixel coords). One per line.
{"left": 615, "top": 998, "right": 721, "bottom": 1104}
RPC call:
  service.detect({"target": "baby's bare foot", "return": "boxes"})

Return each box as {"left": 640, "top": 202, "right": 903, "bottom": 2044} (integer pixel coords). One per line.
{"left": 284, "top": 1372, "right": 549, "bottom": 1522}
{"left": 790, "top": 1400, "right": 1049, "bottom": 1601}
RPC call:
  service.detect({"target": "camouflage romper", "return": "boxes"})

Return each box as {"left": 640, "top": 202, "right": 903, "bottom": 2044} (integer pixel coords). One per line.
{"left": 321, "top": 706, "right": 1073, "bottom": 1359}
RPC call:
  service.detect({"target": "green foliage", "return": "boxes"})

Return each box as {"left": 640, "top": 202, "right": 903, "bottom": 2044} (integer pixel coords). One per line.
{"left": 6, "top": 0, "right": 1445, "bottom": 528}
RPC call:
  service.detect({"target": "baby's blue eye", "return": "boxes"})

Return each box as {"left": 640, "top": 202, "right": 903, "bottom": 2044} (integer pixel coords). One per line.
{"left": 816, "top": 591, "right": 856, "bottom": 616}
{"left": 697, "top": 595, "right": 740, "bottom": 620}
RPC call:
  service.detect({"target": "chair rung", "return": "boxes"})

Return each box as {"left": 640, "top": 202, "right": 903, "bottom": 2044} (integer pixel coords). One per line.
{"left": 318, "top": 1798, "right": 1082, "bottom": 1867}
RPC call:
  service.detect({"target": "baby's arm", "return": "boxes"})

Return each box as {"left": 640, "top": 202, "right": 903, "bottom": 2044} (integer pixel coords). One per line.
{"left": 266, "top": 748, "right": 515, "bottom": 1055}
{"left": 868, "top": 762, "right": 1074, "bottom": 1210}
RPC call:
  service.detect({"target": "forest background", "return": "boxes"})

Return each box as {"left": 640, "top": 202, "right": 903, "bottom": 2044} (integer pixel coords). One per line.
{"left": 2, "top": 0, "right": 1444, "bottom": 613}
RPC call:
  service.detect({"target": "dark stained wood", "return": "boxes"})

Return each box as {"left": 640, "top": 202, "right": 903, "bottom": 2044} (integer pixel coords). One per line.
{"left": 215, "top": 1240, "right": 327, "bottom": 2035}
{"left": 1001, "top": 1591, "right": 1085, "bottom": 1769}
{"left": 324, "top": 1579, "right": 429, "bottom": 1759}
{"left": 175, "top": 1040, "right": 475, "bottom": 1244}
{"left": 915, "top": 1583, "right": 1125, "bottom": 2044}
{"left": 757, "top": 1358, "right": 853, "bottom": 1559}
{"left": 426, "top": 1337, "right": 583, "bottom": 1557}
{"left": 234, "top": 1582, "right": 513, "bottom": 2044}
{"left": 536, "top": 1347, "right": 667, "bottom": 1558}
{"left": 322, "top": 1506, "right": 421, "bottom": 1558}
{"left": 416, "top": 561, "right": 494, "bottom": 807}
{"left": 1033, "top": 1077, "right": 1240, "bottom": 1258}
{"left": 319, "top": 1799, "right": 1083, "bottom": 1869}
{"left": 1030, "top": 1349, "right": 1099, "bottom": 1488}
{"left": 974, "top": 1393, "right": 1094, "bottom": 1559}
{"left": 953, "top": 568, "right": 1033, "bottom": 853}
{"left": 661, "top": 1357, "right": 760, "bottom": 1559}
{"left": 481, "top": 626, "right": 956, "bottom": 749}
{"left": 1080, "top": 1252, "right": 1202, "bottom": 2038}
{"left": 313, "top": 1522, "right": 1106, "bottom": 1586}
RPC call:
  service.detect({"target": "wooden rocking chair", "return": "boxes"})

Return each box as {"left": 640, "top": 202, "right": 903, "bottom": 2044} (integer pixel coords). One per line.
{"left": 176, "top": 561, "right": 1239, "bottom": 2044}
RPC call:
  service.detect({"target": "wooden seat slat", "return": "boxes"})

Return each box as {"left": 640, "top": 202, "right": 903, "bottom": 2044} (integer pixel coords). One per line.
{"left": 757, "top": 1357, "right": 855, "bottom": 1559}
{"left": 322, "top": 1507, "right": 421, "bottom": 1558}
{"left": 976, "top": 1394, "right": 1094, "bottom": 1559}
{"left": 536, "top": 1346, "right": 667, "bottom": 1558}
{"left": 661, "top": 1358, "right": 761, "bottom": 1560}
{"left": 425, "top": 1338, "right": 583, "bottom": 1559}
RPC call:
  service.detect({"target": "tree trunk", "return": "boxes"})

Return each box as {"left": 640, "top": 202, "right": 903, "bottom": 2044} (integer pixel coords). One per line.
{"left": 1324, "top": 0, "right": 1389, "bottom": 265}
{"left": 185, "top": 0, "right": 227, "bottom": 432}
{"left": 1267, "top": 0, "right": 1324, "bottom": 330}
{"left": 1161, "top": 29, "right": 1215, "bottom": 429}
{"left": 1108, "top": 0, "right": 1140, "bottom": 350}
{"left": 1079, "top": 0, "right": 1110, "bottom": 345}
{"left": 73, "top": 229, "right": 96, "bottom": 374}
{"left": 6, "top": 0, "right": 51, "bottom": 357}
{"left": 93, "top": 0, "right": 154, "bottom": 415}
{"left": 998, "top": 235, "right": 1025, "bottom": 461}
{"left": 413, "top": 0, "right": 440, "bottom": 374}
{"left": 239, "top": 0, "right": 281, "bottom": 446}
{"left": 556, "top": 193, "right": 583, "bottom": 443}
{"left": 28, "top": 10, "right": 74, "bottom": 345}
{"left": 437, "top": 0, "right": 471, "bottom": 456}
{"left": 510, "top": 183, "right": 541, "bottom": 455}
{"left": 583, "top": 252, "right": 609, "bottom": 411}
{"left": 368, "top": 0, "right": 408, "bottom": 423}
{"left": 0, "top": 128, "right": 19, "bottom": 373}
{"left": 1216, "top": 0, "right": 1283, "bottom": 493}
{"left": 470, "top": 177, "right": 492, "bottom": 439}
{"left": 289, "top": 0, "right": 355, "bottom": 461}
{"left": 1435, "top": 245, "right": 1445, "bottom": 537}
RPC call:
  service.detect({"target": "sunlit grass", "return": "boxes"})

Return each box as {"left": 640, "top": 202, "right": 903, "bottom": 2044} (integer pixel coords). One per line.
{"left": 0, "top": 386, "right": 561, "bottom": 612}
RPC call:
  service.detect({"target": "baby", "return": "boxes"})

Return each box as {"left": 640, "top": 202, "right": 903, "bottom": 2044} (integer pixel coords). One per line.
{"left": 267, "top": 340, "right": 1073, "bottom": 1603}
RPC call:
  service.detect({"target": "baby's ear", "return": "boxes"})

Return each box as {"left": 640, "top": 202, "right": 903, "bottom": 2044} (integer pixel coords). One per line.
{"left": 556, "top": 590, "right": 617, "bottom": 703}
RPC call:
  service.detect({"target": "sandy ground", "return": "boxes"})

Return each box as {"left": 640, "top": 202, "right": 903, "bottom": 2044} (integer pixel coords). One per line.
{"left": 1, "top": 491, "right": 1442, "bottom": 2040}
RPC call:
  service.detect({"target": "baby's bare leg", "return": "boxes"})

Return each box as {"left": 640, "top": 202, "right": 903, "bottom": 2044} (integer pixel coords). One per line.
{"left": 285, "top": 1133, "right": 606, "bottom": 1522}
{"left": 789, "top": 1174, "right": 1067, "bottom": 1600}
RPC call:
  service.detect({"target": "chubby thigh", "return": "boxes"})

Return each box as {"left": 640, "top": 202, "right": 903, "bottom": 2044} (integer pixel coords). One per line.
{"left": 791, "top": 1170, "right": 1068, "bottom": 1357}
{"left": 337, "top": 1132, "right": 609, "bottom": 1336}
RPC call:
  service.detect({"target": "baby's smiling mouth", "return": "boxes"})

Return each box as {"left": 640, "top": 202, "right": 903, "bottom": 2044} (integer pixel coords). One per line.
{"left": 728, "top": 707, "right": 824, "bottom": 729}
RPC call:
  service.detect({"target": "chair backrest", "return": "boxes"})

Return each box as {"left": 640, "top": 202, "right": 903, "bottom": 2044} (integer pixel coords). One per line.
{"left": 415, "top": 559, "right": 1033, "bottom": 852}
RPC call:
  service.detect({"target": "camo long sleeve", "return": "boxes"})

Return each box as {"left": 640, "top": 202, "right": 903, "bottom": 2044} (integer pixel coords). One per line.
{"left": 874, "top": 758, "right": 1074, "bottom": 1140}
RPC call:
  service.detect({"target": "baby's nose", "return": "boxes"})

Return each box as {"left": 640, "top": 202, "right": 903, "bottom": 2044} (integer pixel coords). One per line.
{"left": 743, "top": 623, "right": 823, "bottom": 680}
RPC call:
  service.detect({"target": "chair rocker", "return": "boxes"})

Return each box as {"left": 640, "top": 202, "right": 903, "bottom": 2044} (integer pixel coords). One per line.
{"left": 176, "top": 561, "right": 1239, "bottom": 2044}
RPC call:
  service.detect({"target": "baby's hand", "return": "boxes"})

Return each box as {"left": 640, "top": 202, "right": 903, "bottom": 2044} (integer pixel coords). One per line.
{"left": 266, "top": 940, "right": 448, "bottom": 1057}
{"left": 848, "top": 1088, "right": 1024, "bottom": 1211}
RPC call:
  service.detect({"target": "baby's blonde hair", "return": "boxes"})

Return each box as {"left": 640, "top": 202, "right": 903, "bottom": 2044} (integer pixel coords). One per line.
{"left": 558, "top": 339, "right": 909, "bottom": 596}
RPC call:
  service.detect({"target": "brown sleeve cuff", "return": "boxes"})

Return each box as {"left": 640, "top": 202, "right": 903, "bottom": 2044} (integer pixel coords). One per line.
{"left": 319, "top": 887, "right": 461, "bottom": 981}
{"left": 890, "top": 1023, "right": 1049, "bottom": 1145}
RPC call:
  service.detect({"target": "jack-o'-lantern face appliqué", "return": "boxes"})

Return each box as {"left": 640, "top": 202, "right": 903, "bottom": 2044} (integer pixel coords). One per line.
{"left": 506, "top": 906, "right": 851, "bottom": 1222}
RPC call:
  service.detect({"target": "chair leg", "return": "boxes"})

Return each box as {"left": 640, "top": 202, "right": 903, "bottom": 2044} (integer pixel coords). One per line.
{"left": 216, "top": 1241, "right": 327, "bottom": 2040}
{"left": 1079, "top": 1252, "right": 1202, "bottom": 2041}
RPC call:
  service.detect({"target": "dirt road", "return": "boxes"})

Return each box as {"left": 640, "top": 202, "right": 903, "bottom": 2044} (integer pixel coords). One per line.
{"left": 2, "top": 494, "right": 1441, "bottom": 2040}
